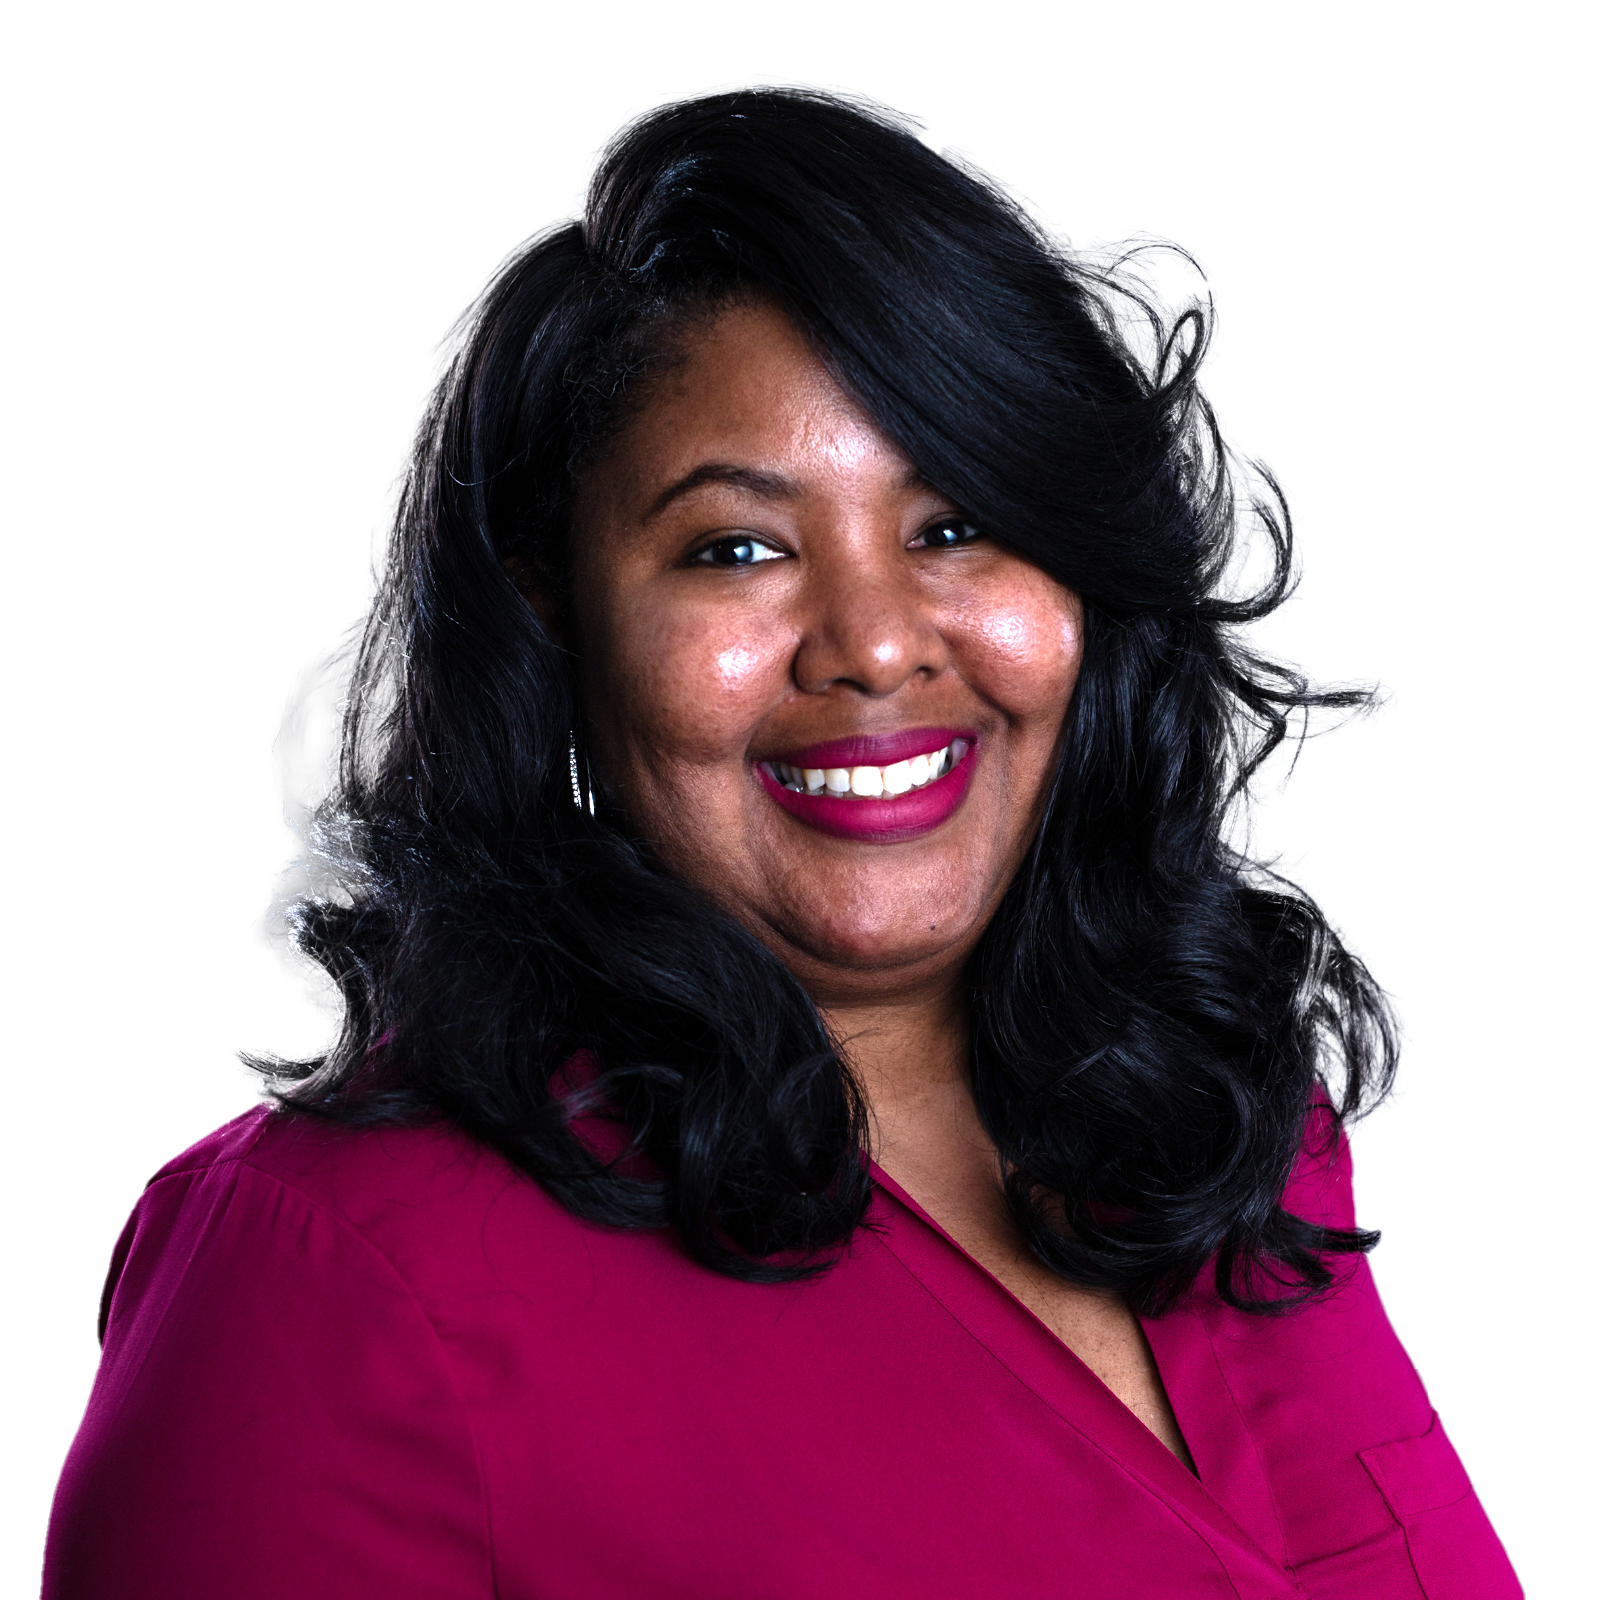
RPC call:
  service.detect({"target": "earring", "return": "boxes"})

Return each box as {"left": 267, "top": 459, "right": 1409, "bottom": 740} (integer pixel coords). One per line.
{"left": 568, "top": 733, "right": 596, "bottom": 816}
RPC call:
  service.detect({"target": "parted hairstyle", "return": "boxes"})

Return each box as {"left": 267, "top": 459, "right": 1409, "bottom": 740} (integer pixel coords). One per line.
{"left": 262, "top": 87, "right": 1397, "bottom": 1313}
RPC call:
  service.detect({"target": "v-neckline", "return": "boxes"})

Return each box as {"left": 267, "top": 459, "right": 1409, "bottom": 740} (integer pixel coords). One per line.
{"left": 866, "top": 1161, "right": 1300, "bottom": 1598}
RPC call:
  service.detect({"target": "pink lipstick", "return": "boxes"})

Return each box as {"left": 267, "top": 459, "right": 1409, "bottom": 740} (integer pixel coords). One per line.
{"left": 754, "top": 727, "right": 976, "bottom": 842}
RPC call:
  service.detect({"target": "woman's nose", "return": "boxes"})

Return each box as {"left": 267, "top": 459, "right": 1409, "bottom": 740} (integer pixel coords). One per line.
{"left": 791, "top": 552, "right": 949, "bottom": 698}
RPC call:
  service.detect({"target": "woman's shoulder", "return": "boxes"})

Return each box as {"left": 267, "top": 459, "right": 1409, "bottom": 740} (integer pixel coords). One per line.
{"left": 1281, "top": 1096, "right": 1357, "bottom": 1233}
{"left": 129, "top": 1101, "right": 610, "bottom": 1308}
{"left": 1150, "top": 1100, "right": 1523, "bottom": 1595}
{"left": 52, "top": 1104, "right": 510, "bottom": 1598}
{"left": 150, "top": 1099, "right": 506, "bottom": 1205}
{"left": 158, "top": 1100, "right": 510, "bottom": 1200}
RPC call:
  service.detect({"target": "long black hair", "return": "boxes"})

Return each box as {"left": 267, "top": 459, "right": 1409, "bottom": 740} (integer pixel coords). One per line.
{"left": 262, "top": 88, "right": 1397, "bottom": 1313}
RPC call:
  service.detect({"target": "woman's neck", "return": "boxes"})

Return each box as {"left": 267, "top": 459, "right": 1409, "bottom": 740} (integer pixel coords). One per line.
{"left": 819, "top": 981, "right": 973, "bottom": 1166}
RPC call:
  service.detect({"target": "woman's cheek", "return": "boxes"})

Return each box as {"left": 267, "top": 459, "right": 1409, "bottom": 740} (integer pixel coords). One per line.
{"left": 617, "top": 600, "right": 791, "bottom": 766}
{"left": 961, "top": 578, "right": 1084, "bottom": 717}
{"left": 711, "top": 641, "right": 766, "bottom": 697}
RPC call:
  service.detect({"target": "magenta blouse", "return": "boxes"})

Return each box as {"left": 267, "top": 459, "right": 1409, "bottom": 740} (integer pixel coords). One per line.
{"left": 45, "top": 1105, "right": 1518, "bottom": 1598}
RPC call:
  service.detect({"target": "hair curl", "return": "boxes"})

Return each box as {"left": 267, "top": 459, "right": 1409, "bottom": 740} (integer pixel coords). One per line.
{"left": 260, "top": 88, "right": 1397, "bottom": 1313}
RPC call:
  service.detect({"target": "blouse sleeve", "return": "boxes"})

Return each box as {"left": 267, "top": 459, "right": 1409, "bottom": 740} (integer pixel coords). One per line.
{"left": 43, "top": 1154, "right": 493, "bottom": 1600}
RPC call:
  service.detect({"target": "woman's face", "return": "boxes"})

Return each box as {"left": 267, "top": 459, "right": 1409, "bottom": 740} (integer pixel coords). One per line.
{"left": 566, "top": 300, "right": 1084, "bottom": 1010}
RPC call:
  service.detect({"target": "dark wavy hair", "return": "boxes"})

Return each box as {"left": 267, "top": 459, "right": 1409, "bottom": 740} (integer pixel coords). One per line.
{"left": 261, "top": 87, "right": 1397, "bottom": 1313}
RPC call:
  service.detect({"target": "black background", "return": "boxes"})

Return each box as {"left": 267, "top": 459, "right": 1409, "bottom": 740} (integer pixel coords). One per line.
{"left": 28, "top": 59, "right": 1523, "bottom": 1587}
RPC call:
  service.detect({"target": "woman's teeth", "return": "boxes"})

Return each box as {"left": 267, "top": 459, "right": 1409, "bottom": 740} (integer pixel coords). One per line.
{"left": 769, "top": 741, "right": 969, "bottom": 797}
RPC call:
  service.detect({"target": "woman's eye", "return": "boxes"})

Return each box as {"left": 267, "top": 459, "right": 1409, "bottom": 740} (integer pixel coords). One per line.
{"left": 690, "top": 535, "right": 786, "bottom": 567}
{"left": 913, "top": 518, "right": 983, "bottom": 550}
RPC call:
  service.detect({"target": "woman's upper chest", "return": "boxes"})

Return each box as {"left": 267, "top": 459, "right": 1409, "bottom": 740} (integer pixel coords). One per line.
{"left": 868, "top": 1125, "right": 1196, "bottom": 1465}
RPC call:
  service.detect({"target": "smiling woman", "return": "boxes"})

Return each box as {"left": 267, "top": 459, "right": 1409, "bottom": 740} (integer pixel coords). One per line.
{"left": 563, "top": 302, "right": 1083, "bottom": 977}
{"left": 44, "top": 89, "right": 1519, "bottom": 1598}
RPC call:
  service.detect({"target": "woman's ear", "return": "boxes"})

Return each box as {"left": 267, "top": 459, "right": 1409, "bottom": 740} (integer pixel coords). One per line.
{"left": 503, "top": 555, "right": 565, "bottom": 642}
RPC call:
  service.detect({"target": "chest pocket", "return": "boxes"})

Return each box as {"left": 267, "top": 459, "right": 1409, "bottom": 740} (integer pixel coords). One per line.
{"left": 1358, "top": 1412, "right": 1521, "bottom": 1599}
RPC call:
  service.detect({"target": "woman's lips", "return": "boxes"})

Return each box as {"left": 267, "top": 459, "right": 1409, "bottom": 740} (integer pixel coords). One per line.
{"left": 772, "top": 726, "right": 967, "bottom": 771}
{"left": 754, "top": 731, "right": 976, "bottom": 842}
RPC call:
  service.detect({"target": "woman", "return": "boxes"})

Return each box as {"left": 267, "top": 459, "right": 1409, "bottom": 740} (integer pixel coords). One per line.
{"left": 44, "top": 90, "right": 1519, "bottom": 1597}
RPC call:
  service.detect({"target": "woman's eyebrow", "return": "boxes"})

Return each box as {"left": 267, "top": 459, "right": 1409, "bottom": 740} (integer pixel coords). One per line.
{"left": 642, "top": 462, "right": 939, "bottom": 522}
{"left": 643, "top": 463, "right": 800, "bottom": 522}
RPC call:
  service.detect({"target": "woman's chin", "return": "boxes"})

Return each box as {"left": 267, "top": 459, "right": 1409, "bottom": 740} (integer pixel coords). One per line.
{"left": 755, "top": 887, "right": 991, "bottom": 993}
{"left": 716, "top": 784, "right": 1009, "bottom": 989}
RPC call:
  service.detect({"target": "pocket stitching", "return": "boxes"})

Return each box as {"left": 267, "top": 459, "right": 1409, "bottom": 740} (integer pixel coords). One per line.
{"left": 1358, "top": 1411, "right": 1473, "bottom": 1521}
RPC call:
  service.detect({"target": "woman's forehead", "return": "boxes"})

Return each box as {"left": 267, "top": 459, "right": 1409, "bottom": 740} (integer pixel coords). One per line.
{"left": 582, "top": 300, "right": 926, "bottom": 517}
